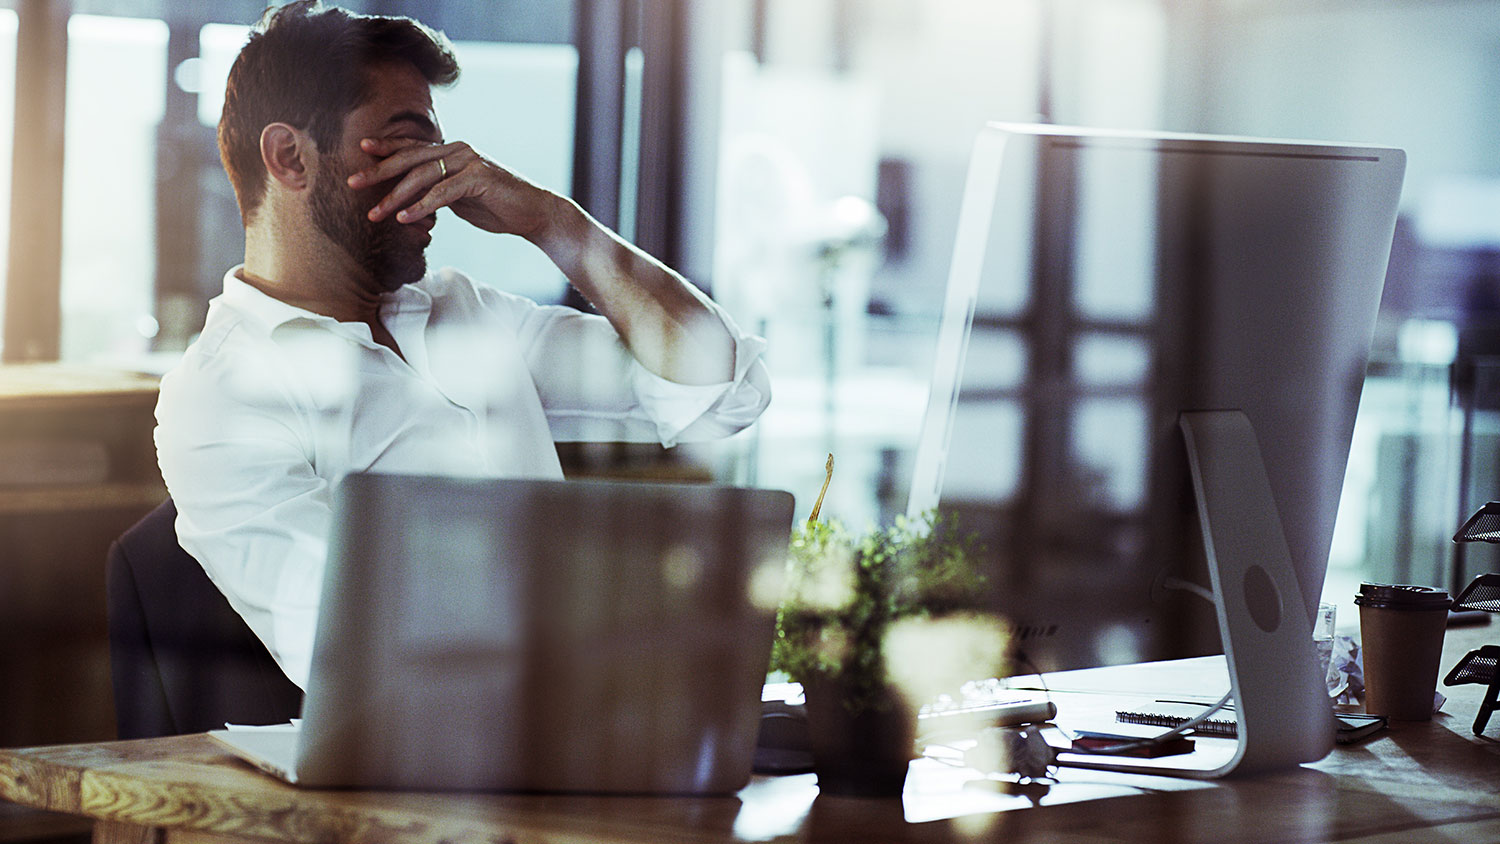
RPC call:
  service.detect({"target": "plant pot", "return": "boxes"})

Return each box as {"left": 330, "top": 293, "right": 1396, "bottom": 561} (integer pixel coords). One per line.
{"left": 801, "top": 675, "right": 916, "bottom": 797}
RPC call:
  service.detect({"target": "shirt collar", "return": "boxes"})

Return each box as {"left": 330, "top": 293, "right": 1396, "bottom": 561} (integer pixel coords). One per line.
{"left": 218, "top": 265, "right": 434, "bottom": 336}
{"left": 219, "top": 267, "right": 333, "bottom": 332}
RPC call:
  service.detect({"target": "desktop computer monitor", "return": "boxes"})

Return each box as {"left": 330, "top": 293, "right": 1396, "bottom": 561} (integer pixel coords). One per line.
{"left": 908, "top": 124, "right": 1404, "bottom": 690}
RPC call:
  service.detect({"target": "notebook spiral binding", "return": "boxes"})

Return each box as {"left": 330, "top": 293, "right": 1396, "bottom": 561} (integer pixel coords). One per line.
{"left": 1114, "top": 710, "right": 1239, "bottom": 738}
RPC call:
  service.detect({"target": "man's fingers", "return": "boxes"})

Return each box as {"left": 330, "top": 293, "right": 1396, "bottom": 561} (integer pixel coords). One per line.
{"left": 347, "top": 138, "right": 457, "bottom": 189}
{"left": 394, "top": 177, "right": 456, "bottom": 223}
{"left": 367, "top": 160, "right": 449, "bottom": 222}
{"left": 341, "top": 138, "right": 532, "bottom": 235}
{"left": 355, "top": 142, "right": 475, "bottom": 222}
{"left": 359, "top": 136, "right": 424, "bottom": 157}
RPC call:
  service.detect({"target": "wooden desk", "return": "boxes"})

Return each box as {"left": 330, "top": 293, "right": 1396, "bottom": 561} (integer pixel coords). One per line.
{"left": 3, "top": 624, "right": 1498, "bottom": 844}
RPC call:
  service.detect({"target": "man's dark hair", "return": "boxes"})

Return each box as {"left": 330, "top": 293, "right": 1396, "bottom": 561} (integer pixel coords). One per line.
{"left": 218, "top": 1, "right": 460, "bottom": 223}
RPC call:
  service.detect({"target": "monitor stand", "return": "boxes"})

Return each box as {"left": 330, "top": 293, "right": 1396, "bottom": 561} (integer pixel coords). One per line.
{"left": 1061, "top": 410, "right": 1336, "bottom": 778}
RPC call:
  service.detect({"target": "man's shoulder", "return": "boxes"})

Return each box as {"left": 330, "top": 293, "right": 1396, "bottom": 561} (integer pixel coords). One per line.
{"left": 162, "top": 294, "right": 313, "bottom": 408}
{"left": 417, "top": 267, "right": 542, "bottom": 319}
{"left": 180, "top": 296, "right": 265, "bottom": 361}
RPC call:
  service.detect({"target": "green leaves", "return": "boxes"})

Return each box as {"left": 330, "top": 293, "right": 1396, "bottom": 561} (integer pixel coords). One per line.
{"left": 771, "top": 509, "right": 990, "bottom": 711}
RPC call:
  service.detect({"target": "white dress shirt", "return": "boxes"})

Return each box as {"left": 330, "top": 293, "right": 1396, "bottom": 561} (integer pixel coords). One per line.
{"left": 155, "top": 266, "right": 771, "bottom": 689}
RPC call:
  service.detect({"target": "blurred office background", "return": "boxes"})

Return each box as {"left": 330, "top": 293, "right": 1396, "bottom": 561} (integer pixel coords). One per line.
{"left": 4, "top": 0, "right": 1500, "bottom": 752}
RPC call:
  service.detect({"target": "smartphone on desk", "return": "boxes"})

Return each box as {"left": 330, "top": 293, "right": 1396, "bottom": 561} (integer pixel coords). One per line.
{"left": 1335, "top": 712, "right": 1386, "bottom": 744}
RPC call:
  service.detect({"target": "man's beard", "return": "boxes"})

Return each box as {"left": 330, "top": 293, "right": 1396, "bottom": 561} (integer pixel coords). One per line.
{"left": 310, "top": 159, "right": 428, "bottom": 293}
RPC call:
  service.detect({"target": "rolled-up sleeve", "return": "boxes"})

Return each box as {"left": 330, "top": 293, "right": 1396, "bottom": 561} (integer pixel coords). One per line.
{"left": 484, "top": 283, "right": 772, "bottom": 446}
{"left": 627, "top": 315, "right": 770, "bottom": 445}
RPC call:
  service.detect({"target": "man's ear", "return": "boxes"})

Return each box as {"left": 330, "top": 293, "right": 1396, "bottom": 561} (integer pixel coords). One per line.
{"left": 259, "top": 122, "right": 312, "bottom": 191}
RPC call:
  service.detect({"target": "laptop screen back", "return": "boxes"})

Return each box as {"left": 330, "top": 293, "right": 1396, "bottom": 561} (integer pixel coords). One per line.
{"left": 296, "top": 474, "right": 794, "bottom": 794}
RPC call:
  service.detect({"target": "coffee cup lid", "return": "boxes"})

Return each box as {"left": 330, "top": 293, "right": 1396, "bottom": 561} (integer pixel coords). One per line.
{"left": 1354, "top": 582, "right": 1451, "bottom": 610}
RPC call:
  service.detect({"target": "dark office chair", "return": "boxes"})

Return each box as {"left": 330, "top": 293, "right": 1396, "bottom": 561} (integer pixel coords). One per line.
{"left": 106, "top": 499, "right": 303, "bottom": 738}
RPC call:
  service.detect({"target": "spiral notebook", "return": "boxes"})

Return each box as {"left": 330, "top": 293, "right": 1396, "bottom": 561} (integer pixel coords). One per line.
{"left": 1115, "top": 708, "right": 1239, "bottom": 738}
{"left": 1115, "top": 707, "right": 1384, "bottom": 744}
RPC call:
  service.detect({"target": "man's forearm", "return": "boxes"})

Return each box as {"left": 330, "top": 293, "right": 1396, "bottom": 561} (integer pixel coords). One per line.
{"left": 353, "top": 136, "right": 738, "bottom": 386}
{"left": 530, "top": 196, "right": 736, "bottom": 386}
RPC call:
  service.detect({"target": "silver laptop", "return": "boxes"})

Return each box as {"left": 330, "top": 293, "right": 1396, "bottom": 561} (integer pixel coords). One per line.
{"left": 211, "top": 473, "right": 794, "bottom": 794}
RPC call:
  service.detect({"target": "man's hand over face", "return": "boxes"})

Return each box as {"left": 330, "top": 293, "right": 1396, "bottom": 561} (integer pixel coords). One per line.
{"left": 348, "top": 137, "right": 558, "bottom": 241}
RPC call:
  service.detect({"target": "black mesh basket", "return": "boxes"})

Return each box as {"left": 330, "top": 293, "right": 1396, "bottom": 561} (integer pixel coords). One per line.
{"left": 1452, "top": 573, "right": 1500, "bottom": 614}
{"left": 1443, "top": 644, "right": 1500, "bottom": 735}
{"left": 1453, "top": 504, "right": 1500, "bottom": 543}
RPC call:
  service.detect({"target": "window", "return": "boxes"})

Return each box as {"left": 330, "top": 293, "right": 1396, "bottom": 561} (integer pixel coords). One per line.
{"left": 59, "top": 14, "right": 167, "bottom": 363}
{"left": 0, "top": 11, "right": 19, "bottom": 354}
{"left": 3, "top": 1, "right": 602, "bottom": 365}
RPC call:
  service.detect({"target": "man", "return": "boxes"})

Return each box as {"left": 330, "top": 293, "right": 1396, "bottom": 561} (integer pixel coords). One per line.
{"left": 154, "top": 1, "right": 771, "bottom": 690}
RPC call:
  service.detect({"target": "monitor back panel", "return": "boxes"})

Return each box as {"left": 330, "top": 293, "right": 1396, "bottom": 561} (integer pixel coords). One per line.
{"left": 907, "top": 123, "right": 1404, "bottom": 673}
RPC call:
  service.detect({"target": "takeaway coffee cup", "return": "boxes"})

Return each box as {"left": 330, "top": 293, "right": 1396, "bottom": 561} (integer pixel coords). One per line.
{"left": 1355, "top": 583, "right": 1451, "bottom": 720}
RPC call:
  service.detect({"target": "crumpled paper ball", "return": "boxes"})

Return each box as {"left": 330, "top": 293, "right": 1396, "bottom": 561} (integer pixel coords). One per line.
{"left": 1335, "top": 633, "right": 1446, "bottom": 713}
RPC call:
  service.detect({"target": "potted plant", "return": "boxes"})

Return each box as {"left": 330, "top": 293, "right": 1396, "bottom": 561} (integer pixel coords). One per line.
{"left": 771, "top": 507, "right": 1005, "bottom": 796}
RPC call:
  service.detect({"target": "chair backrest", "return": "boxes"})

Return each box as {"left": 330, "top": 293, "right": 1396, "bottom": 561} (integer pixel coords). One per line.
{"left": 106, "top": 499, "right": 303, "bottom": 738}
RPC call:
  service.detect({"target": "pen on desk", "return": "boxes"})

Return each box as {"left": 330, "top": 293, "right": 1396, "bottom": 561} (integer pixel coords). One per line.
{"left": 808, "top": 453, "right": 833, "bottom": 525}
